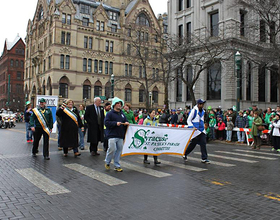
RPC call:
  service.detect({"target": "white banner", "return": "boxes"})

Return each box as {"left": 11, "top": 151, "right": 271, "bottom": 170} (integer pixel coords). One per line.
{"left": 122, "top": 124, "right": 196, "bottom": 157}
{"left": 36, "top": 95, "right": 58, "bottom": 133}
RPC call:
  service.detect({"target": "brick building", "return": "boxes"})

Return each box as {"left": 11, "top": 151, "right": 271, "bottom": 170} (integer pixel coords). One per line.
{"left": 0, "top": 35, "right": 25, "bottom": 111}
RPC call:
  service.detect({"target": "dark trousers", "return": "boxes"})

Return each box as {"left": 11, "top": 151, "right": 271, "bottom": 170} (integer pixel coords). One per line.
{"left": 63, "top": 147, "right": 78, "bottom": 154}
{"left": 90, "top": 143, "right": 98, "bottom": 153}
{"left": 103, "top": 129, "right": 108, "bottom": 151}
{"left": 32, "top": 127, "right": 49, "bottom": 157}
{"left": 184, "top": 133, "right": 207, "bottom": 160}
{"left": 253, "top": 135, "right": 262, "bottom": 148}
{"left": 144, "top": 155, "right": 158, "bottom": 161}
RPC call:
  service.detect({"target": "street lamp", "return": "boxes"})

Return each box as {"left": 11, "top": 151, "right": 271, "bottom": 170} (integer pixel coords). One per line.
{"left": 235, "top": 51, "right": 242, "bottom": 112}
{"left": 149, "top": 91, "right": 152, "bottom": 109}
{"left": 84, "top": 98, "right": 87, "bottom": 107}
{"left": 111, "top": 74, "right": 114, "bottom": 98}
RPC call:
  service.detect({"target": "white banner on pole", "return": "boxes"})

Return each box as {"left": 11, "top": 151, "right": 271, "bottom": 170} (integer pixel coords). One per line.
{"left": 36, "top": 95, "right": 58, "bottom": 133}
{"left": 122, "top": 124, "right": 196, "bottom": 157}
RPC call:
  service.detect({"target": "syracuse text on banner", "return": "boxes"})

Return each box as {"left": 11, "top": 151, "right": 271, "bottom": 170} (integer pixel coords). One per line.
{"left": 122, "top": 124, "right": 197, "bottom": 157}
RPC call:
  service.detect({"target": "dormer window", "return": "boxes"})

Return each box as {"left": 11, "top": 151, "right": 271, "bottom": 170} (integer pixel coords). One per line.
{"left": 38, "top": 7, "right": 44, "bottom": 21}
{"left": 136, "top": 13, "right": 150, "bottom": 27}
{"left": 81, "top": 4, "right": 89, "bottom": 14}
{"left": 109, "top": 11, "right": 117, "bottom": 21}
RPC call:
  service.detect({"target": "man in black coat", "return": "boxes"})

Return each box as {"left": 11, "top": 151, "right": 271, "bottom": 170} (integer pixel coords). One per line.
{"left": 85, "top": 97, "right": 104, "bottom": 156}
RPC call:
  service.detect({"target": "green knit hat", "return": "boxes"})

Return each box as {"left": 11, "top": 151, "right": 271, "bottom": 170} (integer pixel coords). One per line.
{"left": 111, "top": 97, "right": 124, "bottom": 108}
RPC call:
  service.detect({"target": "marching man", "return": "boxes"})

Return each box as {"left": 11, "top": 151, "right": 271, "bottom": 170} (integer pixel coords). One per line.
{"left": 30, "top": 98, "right": 53, "bottom": 160}
{"left": 183, "top": 99, "right": 210, "bottom": 164}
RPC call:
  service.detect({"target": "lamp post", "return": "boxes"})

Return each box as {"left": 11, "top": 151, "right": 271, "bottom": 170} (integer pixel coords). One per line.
{"left": 235, "top": 51, "right": 242, "bottom": 112}
{"left": 84, "top": 98, "right": 87, "bottom": 107}
{"left": 111, "top": 74, "right": 114, "bottom": 98}
{"left": 149, "top": 91, "right": 152, "bottom": 110}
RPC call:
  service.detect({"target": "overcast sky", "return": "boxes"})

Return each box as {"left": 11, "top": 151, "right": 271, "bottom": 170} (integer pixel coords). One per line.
{"left": 0, "top": 0, "right": 168, "bottom": 51}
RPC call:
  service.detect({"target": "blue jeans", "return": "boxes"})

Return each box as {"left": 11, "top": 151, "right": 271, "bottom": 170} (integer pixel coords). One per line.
{"left": 226, "top": 130, "right": 232, "bottom": 141}
{"left": 105, "top": 138, "right": 123, "bottom": 168}
{"left": 25, "top": 122, "right": 32, "bottom": 141}
{"left": 78, "top": 128, "right": 84, "bottom": 148}
{"left": 210, "top": 127, "right": 215, "bottom": 140}
{"left": 237, "top": 131, "right": 245, "bottom": 142}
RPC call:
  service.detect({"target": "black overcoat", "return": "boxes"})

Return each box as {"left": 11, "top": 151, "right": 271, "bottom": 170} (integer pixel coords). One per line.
{"left": 84, "top": 104, "right": 104, "bottom": 143}
{"left": 56, "top": 107, "right": 83, "bottom": 148}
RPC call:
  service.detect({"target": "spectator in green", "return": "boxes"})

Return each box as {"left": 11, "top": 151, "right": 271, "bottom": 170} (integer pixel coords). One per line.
{"left": 264, "top": 107, "right": 273, "bottom": 128}
{"left": 209, "top": 114, "right": 216, "bottom": 140}
{"left": 122, "top": 103, "right": 136, "bottom": 124}
{"left": 247, "top": 109, "right": 254, "bottom": 128}
{"left": 251, "top": 111, "right": 263, "bottom": 150}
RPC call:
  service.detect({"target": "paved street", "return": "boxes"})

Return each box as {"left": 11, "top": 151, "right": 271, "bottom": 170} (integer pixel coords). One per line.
{"left": 0, "top": 123, "right": 280, "bottom": 220}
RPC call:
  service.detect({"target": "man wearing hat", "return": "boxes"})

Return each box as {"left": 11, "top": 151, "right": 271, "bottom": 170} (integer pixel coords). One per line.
{"left": 104, "top": 97, "right": 129, "bottom": 172}
{"left": 184, "top": 99, "right": 210, "bottom": 163}
{"left": 30, "top": 98, "right": 53, "bottom": 160}
{"left": 170, "top": 109, "right": 178, "bottom": 125}
{"left": 24, "top": 101, "right": 33, "bottom": 143}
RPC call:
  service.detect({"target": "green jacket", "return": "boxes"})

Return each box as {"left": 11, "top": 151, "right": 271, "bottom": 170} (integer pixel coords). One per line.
{"left": 122, "top": 109, "right": 136, "bottom": 124}
{"left": 251, "top": 116, "right": 262, "bottom": 136}
{"left": 209, "top": 118, "right": 216, "bottom": 128}
{"left": 264, "top": 112, "right": 273, "bottom": 125}
{"left": 30, "top": 107, "right": 53, "bottom": 129}
{"left": 247, "top": 115, "right": 254, "bottom": 128}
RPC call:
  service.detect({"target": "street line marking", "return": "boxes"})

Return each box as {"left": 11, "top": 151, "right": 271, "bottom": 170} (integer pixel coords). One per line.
{"left": 235, "top": 149, "right": 280, "bottom": 157}
{"left": 161, "top": 160, "right": 207, "bottom": 172}
{"left": 215, "top": 151, "right": 277, "bottom": 160}
{"left": 120, "top": 161, "right": 172, "bottom": 178}
{"left": 64, "top": 164, "right": 127, "bottom": 186}
{"left": 168, "top": 155, "right": 236, "bottom": 167}
{"left": 15, "top": 168, "right": 70, "bottom": 195}
{"left": 257, "top": 193, "right": 280, "bottom": 202}
{"left": 194, "top": 152, "right": 258, "bottom": 163}
{"left": 207, "top": 179, "right": 231, "bottom": 186}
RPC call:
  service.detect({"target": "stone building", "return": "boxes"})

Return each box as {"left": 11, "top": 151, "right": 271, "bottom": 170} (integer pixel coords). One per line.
{"left": 24, "top": 0, "right": 167, "bottom": 109}
{"left": 168, "top": 0, "right": 279, "bottom": 110}
{"left": 0, "top": 35, "right": 25, "bottom": 111}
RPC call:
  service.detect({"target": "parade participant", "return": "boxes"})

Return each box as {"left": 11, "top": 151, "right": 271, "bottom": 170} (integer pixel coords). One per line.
{"left": 78, "top": 104, "right": 86, "bottom": 150}
{"left": 85, "top": 97, "right": 104, "bottom": 156}
{"left": 271, "top": 113, "right": 280, "bottom": 152}
{"left": 30, "top": 98, "right": 53, "bottom": 160}
{"left": 103, "top": 102, "right": 111, "bottom": 152}
{"left": 251, "top": 111, "right": 263, "bottom": 150}
{"left": 104, "top": 97, "right": 129, "bottom": 172}
{"left": 183, "top": 99, "right": 210, "bottom": 163}
{"left": 122, "top": 103, "right": 136, "bottom": 124}
{"left": 24, "top": 101, "right": 33, "bottom": 143}
{"left": 143, "top": 109, "right": 161, "bottom": 165}
{"left": 56, "top": 99, "right": 83, "bottom": 157}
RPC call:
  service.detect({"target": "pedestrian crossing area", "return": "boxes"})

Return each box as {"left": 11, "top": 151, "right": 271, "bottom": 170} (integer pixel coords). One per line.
{"left": 14, "top": 148, "right": 280, "bottom": 195}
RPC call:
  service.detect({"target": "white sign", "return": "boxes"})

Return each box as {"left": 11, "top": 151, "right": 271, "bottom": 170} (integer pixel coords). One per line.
{"left": 36, "top": 95, "right": 58, "bottom": 133}
{"left": 122, "top": 124, "right": 196, "bottom": 156}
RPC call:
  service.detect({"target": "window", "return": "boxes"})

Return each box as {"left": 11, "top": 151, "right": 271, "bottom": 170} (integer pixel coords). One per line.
{"left": 65, "top": 55, "right": 70, "bottom": 70}
{"left": 178, "top": 24, "right": 183, "bottom": 45}
{"left": 246, "top": 62, "right": 251, "bottom": 101}
{"left": 240, "top": 10, "right": 246, "bottom": 37}
{"left": 260, "top": 20, "right": 266, "bottom": 42}
{"left": 186, "top": 22, "right": 191, "bottom": 43}
{"left": 207, "top": 62, "right": 221, "bottom": 100}
{"left": 83, "top": 58, "right": 87, "bottom": 72}
{"left": 136, "top": 13, "right": 150, "bottom": 27}
{"left": 100, "top": 22, "right": 104, "bottom": 31}
{"left": 88, "top": 59, "right": 92, "bottom": 72}
{"left": 89, "top": 37, "right": 93, "bottom": 49}
{"left": 109, "top": 11, "right": 117, "bottom": 21}
{"left": 96, "top": 21, "right": 100, "bottom": 31}
{"left": 49, "top": 33, "right": 52, "bottom": 45}
{"left": 178, "top": 0, "right": 183, "bottom": 11}
{"left": 43, "top": 60, "right": 46, "bottom": 72}
{"left": 105, "top": 40, "right": 109, "bottom": 52}
{"left": 210, "top": 12, "right": 219, "bottom": 37}
{"left": 186, "top": 0, "right": 191, "bottom": 8}
{"left": 125, "top": 88, "right": 132, "bottom": 102}
{"left": 83, "top": 85, "right": 91, "bottom": 99}
{"left": 156, "top": 68, "right": 159, "bottom": 80}
{"left": 94, "top": 60, "right": 98, "bottom": 73}
{"left": 139, "top": 66, "right": 142, "bottom": 78}
{"left": 270, "top": 21, "right": 276, "bottom": 43}
{"left": 82, "top": 17, "right": 89, "bottom": 26}
{"left": 38, "top": 7, "right": 44, "bottom": 20}
{"left": 109, "top": 62, "right": 113, "bottom": 74}
{"left": 125, "top": 64, "right": 128, "bottom": 76}
{"left": 110, "top": 41, "right": 114, "bottom": 52}
{"left": 16, "top": 84, "right": 22, "bottom": 94}
{"left": 258, "top": 64, "right": 266, "bottom": 101}
{"left": 16, "top": 60, "right": 19, "bottom": 67}
{"left": 20, "top": 60, "right": 24, "bottom": 68}
{"left": 152, "top": 91, "right": 158, "bottom": 103}
{"left": 84, "top": 36, "right": 88, "bottom": 48}
{"left": 17, "top": 72, "right": 21, "bottom": 79}
{"left": 186, "top": 65, "right": 192, "bottom": 101}
{"left": 81, "top": 4, "right": 89, "bottom": 14}
{"left": 99, "top": 60, "right": 103, "bottom": 73}
{"left": 139, "top": 89, "right": 145, "bottom": 102}
{"left": 10, "top": 60, "right": 14, "bottom": 67}
{"left": 105, "top": 61, "right": 108, "bottom": 74}
{"left": 48, "top": 56, "right": 51, "bottom": 69}
{"left": 111, "top": 24, "right": 117, "bottom": 32}
{"left": 271, "top": 66, "right": 278, "bottom": 102}
{"left": 59, "top": 83, "right": 68, "bottom": 98}
{"left": 176, "top": 68, "right": 183, "bottom": 102}
{"left": 62, "top": 13, "right": 66, "bottom": 24}
{"left": 153, "top": 68, "right": 156, "bottom": 79}
{"left": 66, "top": 33, "right": 71, "bottom": 45}
{"left": 61, "top": 31, "right": 65, "bottom": 44}
{"left": 67, "top": 14, "right": 71, "bottom": 25}
{"left": 60, "top": 55, "right": 64, "bottom": 69}
{"left": 127, "top": 44, "right": 131, "bottom": 55}
{"left": 145, "top": 33, "right": 149, "bottom": 42}
{"left": 94, "top": 86, "right": 102, "bottom": 97}
{"left": 127, "top": 28, "right": 131, "bottom": 37}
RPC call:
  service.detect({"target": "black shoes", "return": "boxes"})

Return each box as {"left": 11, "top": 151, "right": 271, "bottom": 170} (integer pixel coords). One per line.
{"left": 143, "top": 160, "right": 150, "bottom": 164}
{"left": 154, "top": 160, "right": 161, "bottom": 165}
{"left": 44, "top": 156, "right": 50, "bottom": 160}
{"left": 32, "top": 153, "right": 37, "bottom": 157}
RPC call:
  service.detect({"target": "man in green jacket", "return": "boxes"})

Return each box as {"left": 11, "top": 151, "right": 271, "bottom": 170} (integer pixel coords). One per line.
{"left": 251, "top": 111, "right": 263, "bottom": 150}
{"left": 30, "top": 98, "right": 53, "bottom": 160}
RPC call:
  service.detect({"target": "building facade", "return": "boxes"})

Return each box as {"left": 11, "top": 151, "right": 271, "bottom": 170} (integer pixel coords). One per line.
{"left": 168, "top": 0, "right": 279, "bottom": 110}
{"left": 0, "top": 35, "right": 25, "bottom": 111}
{"left": 25, "top": 0, "right": 166, "bottom": 109}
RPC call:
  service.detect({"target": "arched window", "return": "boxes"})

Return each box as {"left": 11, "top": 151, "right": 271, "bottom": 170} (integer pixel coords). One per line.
{"left": 83, "top": 80, "right": 91, "bottom": 100}
{"left": 16, "top": 60, "right": 19, "bottom": 67}
{"left": 139, "top": 85, "right": 146, "bottom": 103}
{"left": 10, "top": 59, "right": 14, "bottom": 67}
{"left": 38, "top": 6, "right": 44, "bottom": 21}
{"left": 105, "top": 82, "right": 111, "bottom": 99}
{"left": 94, "top": 81, "right": 102, "bottom": 97}
{"left": 207, "top": 61, "right": 221, "bottom": 100}
{"left": 59, "top": 76, "right": 69, "bottom": 98}
{"left": 136, "top": 13, "right": 150, "bottom": 27}
{"left": 152, "top": 87, "right": 159, "bottom": 104}
{"left": 42, "top": 80, "right": 46, "bottom": 95}
{"left": 125, "top": 84, "right": 132, "bottom": 102}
